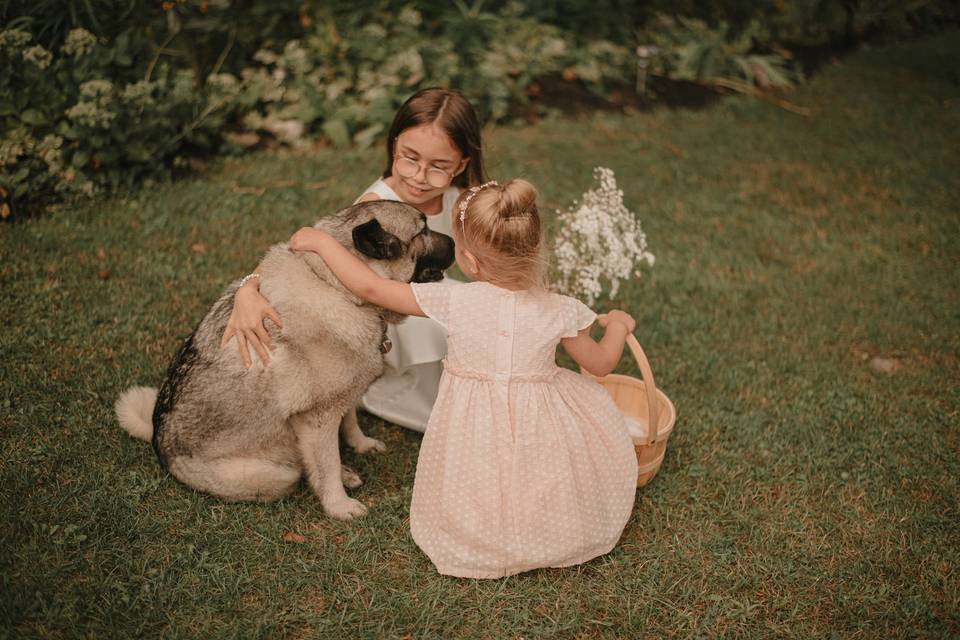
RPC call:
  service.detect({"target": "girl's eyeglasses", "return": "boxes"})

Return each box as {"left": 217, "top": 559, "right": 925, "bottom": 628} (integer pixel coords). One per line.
{"left": 395, "top": 155, "right": 457, "bottom": 188}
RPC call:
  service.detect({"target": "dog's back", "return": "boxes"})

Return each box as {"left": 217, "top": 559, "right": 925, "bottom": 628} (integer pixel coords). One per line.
{"left": 116, "top": 200, "right": 455, "bottom": 510}
{"left": 149, "top": 245, "right": 385, "bottom": 464}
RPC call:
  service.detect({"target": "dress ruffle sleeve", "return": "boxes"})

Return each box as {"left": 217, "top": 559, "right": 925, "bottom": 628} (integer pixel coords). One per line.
{"left": 411, "top": 281, "right": 455, "bottom": 331}
{"left": 561, "top": 295, "right": 597, "bottom": 338}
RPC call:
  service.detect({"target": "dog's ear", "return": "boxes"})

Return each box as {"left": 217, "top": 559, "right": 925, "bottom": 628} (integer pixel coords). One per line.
{"left": 352, "top": 218, "right": 403, "bottom": 260}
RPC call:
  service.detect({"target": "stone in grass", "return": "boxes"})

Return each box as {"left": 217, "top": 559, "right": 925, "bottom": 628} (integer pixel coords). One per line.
{"left": 869, "top": 356, "right": 901, "bottom": 374}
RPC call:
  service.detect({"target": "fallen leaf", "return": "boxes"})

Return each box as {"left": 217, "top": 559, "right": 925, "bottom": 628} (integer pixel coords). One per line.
{"left": 230, "top": 183, "right": 266, "bottom": 196}
{"left": 227, "top": 132, "right": 261, "bottom": 149}
{"left": 870, "top": 356, "right": 901, "bottom": 374}
{"left": 98, "top": 270, "right": 110, "bottom": 280}
{"left": 191, "top": 243, "right": 207, "bottom": 253}
{"left": 281, "top": 531, "right": 305, "bottom": 543}
{"left": 264, "top": 118, "right": 305, "bottom": 144}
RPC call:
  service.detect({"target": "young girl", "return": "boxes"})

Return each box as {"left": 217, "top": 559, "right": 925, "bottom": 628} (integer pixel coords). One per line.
{"left": 221, "top": 88, "right": 486, "bottom": 432}
{"left": 289, "top": 180, "right": 639, "bottom": 579}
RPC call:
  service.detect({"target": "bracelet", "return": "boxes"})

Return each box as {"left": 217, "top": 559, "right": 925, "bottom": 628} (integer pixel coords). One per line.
{"left": 239, "top": 272, "right": 261, "bottom": 288}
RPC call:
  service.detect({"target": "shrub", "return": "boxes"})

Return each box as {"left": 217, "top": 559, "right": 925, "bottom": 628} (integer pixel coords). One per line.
{"left": 233, "top": 3, "right": 635, "bottom": 148}
{"left": 3, "top": 0, "right": 956, "bottom": 218}
{"left": 0, "top": 26, "right": 244, "bottom": 217}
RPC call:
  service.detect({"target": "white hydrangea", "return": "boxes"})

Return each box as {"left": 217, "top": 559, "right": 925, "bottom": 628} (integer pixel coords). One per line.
{"left": 120, "top": 79, "right": 156, "bottom": 107}
{"left": 79, "top": 79, "right": 114, "bottom": 99}
{"left": 253, "top": 48, "right": 279, "bottom": 65}
{"left": 281, "top": 40, "right": 310, "bottom": 75}
{"left": 540, "top": 37, "right": 567, "bottom": 60}
{"left": 552, "top": 167, "right": 655, "bottom": 305}
{"left": 37, "top": 134, "right": 64, "bottom": 171}
{"left": 205, "top": 72, "right": 239, "bottom": 97}
{"left": 0, "top": 128, "right": 31, "bottom": 166}
{"left": 398, "top": 6, "right": 422, "bottom": 27}
{"left": 170, "top": 69, "right": 197, "bottom": 103}
{"left": 62, "top": 28, "right": 97, "bottom": 57}
{"left": 65, "top": 101, "right": 115, "bottom": 128}
{"left": 67, "top": 80, "right": 116, "bottom": 127}
{"left": 0, "top": 29, "right": 32, "bottom": 52}
{"left": 362, "top": 24, "right": 387, "bottom": 39}
{"left": 22, "top": 45, "right": 53, "bottom": 69}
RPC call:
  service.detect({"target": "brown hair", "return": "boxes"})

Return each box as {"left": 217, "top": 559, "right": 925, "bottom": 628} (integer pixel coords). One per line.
{"left": 383, "top": 88, "right": 486, "bottom": 188}
{"left": 454, "top": 179, "right": 547, "bottom": 290}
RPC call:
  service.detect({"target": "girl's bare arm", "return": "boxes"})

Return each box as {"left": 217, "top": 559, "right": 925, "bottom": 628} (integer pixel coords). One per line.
{"left": 288, "top": 227, "right": 425, "bottom": 317}
{"left": 560, "top": 310, "right": 635, "bottom": 377}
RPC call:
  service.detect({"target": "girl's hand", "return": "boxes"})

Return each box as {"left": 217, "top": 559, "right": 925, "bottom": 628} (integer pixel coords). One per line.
{"left": 289, "top": 227, "right": 328, "bottom": 254}
{"left": 220, "top": 282, "right": 283, "bottom": 368}
{"left": 599, "top": 310, "right": 636, "bottom": 334}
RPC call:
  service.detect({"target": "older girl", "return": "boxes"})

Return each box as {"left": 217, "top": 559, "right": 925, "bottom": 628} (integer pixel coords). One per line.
{"left": 222, "top": 88, "right": 487, "bottom": 432}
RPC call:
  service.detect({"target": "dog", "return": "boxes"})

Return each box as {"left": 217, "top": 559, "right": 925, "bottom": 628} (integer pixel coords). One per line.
{"left": 115, "top": 200, "right": 455, "bottom": 520}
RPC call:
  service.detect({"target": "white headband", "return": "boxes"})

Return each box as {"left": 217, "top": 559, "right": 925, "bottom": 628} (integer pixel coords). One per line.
{"left": 458, "top": 181, "right": 499, "bottom": 232}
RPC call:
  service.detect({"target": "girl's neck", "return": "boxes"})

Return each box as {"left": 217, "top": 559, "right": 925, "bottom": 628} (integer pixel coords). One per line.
{"left": 413, "top": 196, "right": 443, "bottom": 216}
{"left": 477, "top": 276, "right": 528, "bottom": 292}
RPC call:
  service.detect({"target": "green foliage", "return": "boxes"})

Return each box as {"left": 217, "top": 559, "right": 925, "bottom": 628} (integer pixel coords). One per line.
{"left": 2, "top": 0, "right": 957, "bottom": 217}
{"left": 0, "top": 26, "right": 243, "bottom": 217}
{"left": 234, "top": 3, "right": 632, "bottom": 147}
{"left": 639, "top": 15, "right": 800, "bottom": 91}
{"left": 0, "top": 0, "right": 144, "bottom": 47}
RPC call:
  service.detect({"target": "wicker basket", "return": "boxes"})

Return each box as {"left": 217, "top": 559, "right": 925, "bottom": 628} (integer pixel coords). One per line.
{"left": 583, "top": 333, "right": 676, "bottom": 488}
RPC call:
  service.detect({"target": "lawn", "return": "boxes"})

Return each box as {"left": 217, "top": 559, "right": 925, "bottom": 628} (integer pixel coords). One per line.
{"left": 2, "top": 31, "right": 958, "bottom": 639}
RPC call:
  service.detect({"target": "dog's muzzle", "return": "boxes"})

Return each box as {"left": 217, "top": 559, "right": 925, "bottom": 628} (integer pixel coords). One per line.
{"left": 411, "top": 232, "right": 455, "bottom": 283}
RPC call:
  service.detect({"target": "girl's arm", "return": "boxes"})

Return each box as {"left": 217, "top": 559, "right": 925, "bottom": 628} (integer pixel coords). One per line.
{"left": 220, "top": 264, "right": 284, "bottom": 368}
{"left": 288, "top": 227, "right": 426, "bottom": 317}
{"left": 560, "top": 310, "right": 636, "bottom": 377}
{"left": 223, "top": 194, "right": 383, "bottom": 367}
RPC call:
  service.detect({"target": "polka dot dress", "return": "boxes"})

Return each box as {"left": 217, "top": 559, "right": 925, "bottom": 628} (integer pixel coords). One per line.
{"left": 409, "top": 281, "right": 638, "bottom": 579}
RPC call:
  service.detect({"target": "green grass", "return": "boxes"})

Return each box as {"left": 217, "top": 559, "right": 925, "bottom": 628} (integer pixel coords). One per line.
{"left": 3, "top": 31, "right": 959, "bottom": 639}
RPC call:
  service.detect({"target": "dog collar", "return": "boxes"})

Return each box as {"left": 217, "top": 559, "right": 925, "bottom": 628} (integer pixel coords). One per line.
{"left": 379, "top": 320, "right": 392, "bottom": 354}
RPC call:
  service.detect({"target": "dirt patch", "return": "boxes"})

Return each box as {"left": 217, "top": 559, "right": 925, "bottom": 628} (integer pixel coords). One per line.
{"left": 524, "top": 73, "right": 727, "bottom": 120}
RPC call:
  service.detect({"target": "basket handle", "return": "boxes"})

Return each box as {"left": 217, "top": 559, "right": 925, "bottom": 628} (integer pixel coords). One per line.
{"left": 598, "top": 315, "right": 661, "bottom": 443}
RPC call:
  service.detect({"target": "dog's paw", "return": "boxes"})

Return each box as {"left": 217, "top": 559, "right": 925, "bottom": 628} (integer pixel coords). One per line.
{"left": 350, "top": 435, "right": 386, "bottom": 455}
{"left": 340, "top": 464, "right": 363, "bottom": 489}
{"left": 323, "top": 496, "right": 368, "bottom": 520}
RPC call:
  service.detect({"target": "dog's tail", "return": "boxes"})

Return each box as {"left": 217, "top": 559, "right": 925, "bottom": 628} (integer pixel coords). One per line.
{"left": 115, "top": 386, "right": 158, "bottom": 441}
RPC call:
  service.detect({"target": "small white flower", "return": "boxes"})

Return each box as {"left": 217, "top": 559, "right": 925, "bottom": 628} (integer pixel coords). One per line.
{"left": 552, "top": 167, "right": 655, "bottom": 305}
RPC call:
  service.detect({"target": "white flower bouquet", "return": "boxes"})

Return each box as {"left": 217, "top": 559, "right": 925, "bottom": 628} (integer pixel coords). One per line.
{"left": 552, "top": 167, "right": 655, "bottom": 305}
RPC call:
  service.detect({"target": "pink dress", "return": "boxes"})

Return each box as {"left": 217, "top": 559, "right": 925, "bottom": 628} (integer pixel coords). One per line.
{"left": 409, "top": 281, "right": 638, "bottom": 579}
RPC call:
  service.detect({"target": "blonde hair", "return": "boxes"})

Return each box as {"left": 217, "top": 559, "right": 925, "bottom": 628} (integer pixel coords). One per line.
{"left": 454, "top": 179, "right": 546, "bottom": 290}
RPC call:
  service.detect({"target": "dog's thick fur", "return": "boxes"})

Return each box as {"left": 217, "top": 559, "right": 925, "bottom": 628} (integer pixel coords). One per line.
{"left": 116, "top": 201, "right": 454, "bottom": 520}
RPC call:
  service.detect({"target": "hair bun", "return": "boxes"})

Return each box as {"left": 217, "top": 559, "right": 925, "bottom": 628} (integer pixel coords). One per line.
{"left": 498, "top": 179, "right": 538, "bottom": 218}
